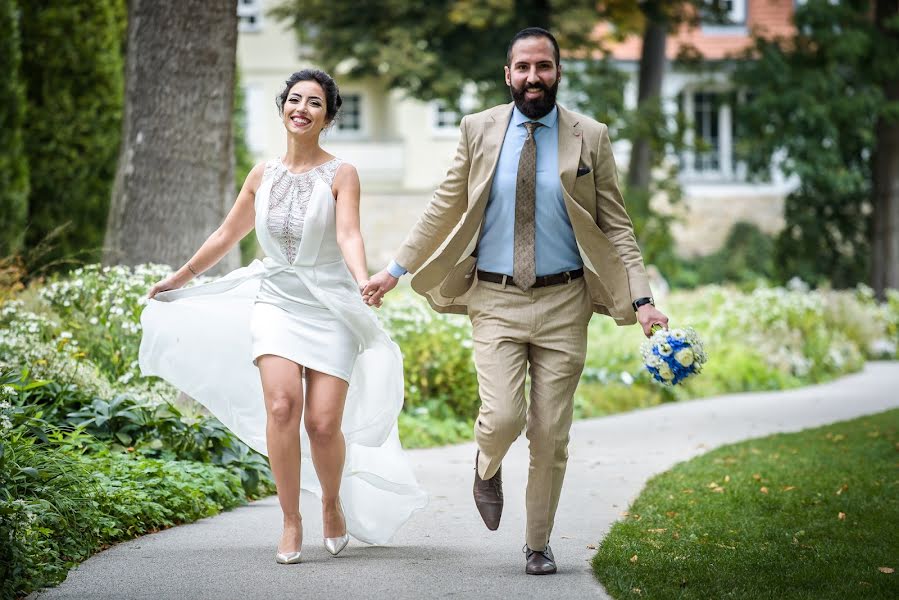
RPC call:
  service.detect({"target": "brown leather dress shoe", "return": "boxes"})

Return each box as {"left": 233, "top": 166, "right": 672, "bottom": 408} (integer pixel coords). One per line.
{"left": 524, "top": 544, "right": 557, "bottom": 575}
{"left": 473, "top": 450, "right": 503, "bottom": 530}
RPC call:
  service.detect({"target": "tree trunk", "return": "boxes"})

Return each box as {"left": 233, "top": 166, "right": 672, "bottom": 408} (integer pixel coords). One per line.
{"left": 104, "top": 0, "right": 238, "bottom": 273}
{"left": 626, "top": 7, "right": 667, "bottom": 190}
{"left": 871, "top": 0, "right": 899, "bottom": 299}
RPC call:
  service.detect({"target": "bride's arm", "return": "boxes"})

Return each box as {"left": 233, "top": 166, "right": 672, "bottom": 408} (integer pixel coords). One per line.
{"left": 147, "top": 162, "right": 265, "bottom": 298}
{"left": 333, "top": 163, "right": 369, "bottom": 289}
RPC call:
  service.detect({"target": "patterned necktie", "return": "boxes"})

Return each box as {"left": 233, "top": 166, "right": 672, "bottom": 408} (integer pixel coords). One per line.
{"left": 514, "top": 121, "right": 542, "bottom": 291}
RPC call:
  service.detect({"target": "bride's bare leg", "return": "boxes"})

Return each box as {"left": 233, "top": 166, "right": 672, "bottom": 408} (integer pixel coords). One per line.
{"left": 258, "top": 354, "right": 305, "bottom": 553}
{"left": 304, "top": 369, "right": 349, "bottom": 538}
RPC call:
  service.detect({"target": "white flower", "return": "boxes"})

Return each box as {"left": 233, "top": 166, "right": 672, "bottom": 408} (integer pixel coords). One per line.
{"left": 620, "top": 371, "right": 634, "bottom": 385}
{"left": 657, "top": 342, "right": 673, "bottom": 357}
{"left": 657, "top": 363, "right": 674, "bottom": 381}
{"left": 89, "top": 317, "right": 99, "bottom": 325}
{"left": 59, "top": 331, "right": 73, "bottom": 339}
{"left": 674, "top": 348, "right": 695, "bottom": 367}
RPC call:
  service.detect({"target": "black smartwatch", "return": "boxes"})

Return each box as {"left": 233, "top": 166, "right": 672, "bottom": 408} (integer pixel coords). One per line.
{"left": 632, "top": 297, "right": 654, "bottom": 312}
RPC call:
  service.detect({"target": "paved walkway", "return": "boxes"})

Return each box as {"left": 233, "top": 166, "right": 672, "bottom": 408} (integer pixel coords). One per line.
{"left": 33, "top": 362, "right": 899, "bottom": 600}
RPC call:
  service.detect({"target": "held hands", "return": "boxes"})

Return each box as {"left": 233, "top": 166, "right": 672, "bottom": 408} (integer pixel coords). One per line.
{"left": 361, "top": 269, "right": 399, "bottom": 308}
{"left": 357, "top": 279, "right": 383, "bottom": 308}
{"left": 637, "top": 303, "right": 669, "bottom": 338}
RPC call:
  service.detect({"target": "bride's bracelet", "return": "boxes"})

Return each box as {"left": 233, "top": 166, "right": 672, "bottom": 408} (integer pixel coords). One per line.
{"left": 187, "top": 262, "right": 199, "bottom": 276}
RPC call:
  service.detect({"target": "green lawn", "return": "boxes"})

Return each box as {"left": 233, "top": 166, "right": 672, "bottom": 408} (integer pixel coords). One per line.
{"left": 593, "top": 409, "right": 899, "bottom": 599}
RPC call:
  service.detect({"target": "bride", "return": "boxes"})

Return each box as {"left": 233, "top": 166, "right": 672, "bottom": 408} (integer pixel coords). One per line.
{"left": 139, "top": 69, "right": 426, "bottom": 564}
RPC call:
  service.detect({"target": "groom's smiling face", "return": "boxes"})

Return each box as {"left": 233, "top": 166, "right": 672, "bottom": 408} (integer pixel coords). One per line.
{"left": 505, "top": 36, "right": 561, "bottom": 120}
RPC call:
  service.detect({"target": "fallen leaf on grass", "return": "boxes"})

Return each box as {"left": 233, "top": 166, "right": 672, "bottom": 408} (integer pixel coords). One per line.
{"left": 666, "top": 511, "right": 678, "bottom": 518}
{"left": 724, "top": 475, "right": 731, "bottom": 483}
{"left": 838, "top": 512, "right": 846, "bottom": 520}
{"left": 782, "top": 486, "right": 796, "bottom": 492}
{"left": 760, "top": 487, "right": 769, "bottom": 494}
{"left": 878, "top": 567, "right": 894, "bottom": 574}
{"left": 836, "top": 484, "right": 848, "bottom": 495}
{"left": 647, "top": 528, "right": 667, "bottom": 534}
{"left": 630, "top": 555, "right": 638, "bottom": 563}
{"left": 752, "top": 473, "right": 762, "bottom": 481}
{"left": 631, "top": 588, "right": 642, "bottom": 595}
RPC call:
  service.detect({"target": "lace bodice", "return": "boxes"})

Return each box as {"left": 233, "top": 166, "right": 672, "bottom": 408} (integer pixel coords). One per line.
{"left": 263, "top": 157, "right": 343, "bottom": 263}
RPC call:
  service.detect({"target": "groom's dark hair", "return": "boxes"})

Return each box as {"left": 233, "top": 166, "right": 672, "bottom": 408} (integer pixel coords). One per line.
{"left": 506, "top": 27, "right": 560, "bottom": 66}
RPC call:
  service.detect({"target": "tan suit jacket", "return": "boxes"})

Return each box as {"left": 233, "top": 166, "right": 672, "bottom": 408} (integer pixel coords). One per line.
{"left": 394, "top": 102, "right": 651, "bottom": 326}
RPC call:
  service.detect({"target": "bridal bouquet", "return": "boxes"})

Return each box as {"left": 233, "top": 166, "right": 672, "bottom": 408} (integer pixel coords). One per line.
{"left": 641, "top": 324, "right": 707, "bottom": 386}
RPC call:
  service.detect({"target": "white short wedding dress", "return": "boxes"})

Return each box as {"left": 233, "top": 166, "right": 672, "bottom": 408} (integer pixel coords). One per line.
{"left": 139, "top": 157, "right": 427, "bottom": 544}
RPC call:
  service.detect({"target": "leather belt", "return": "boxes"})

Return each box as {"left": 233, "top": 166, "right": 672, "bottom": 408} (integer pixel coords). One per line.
{"left": 476, "top": 268, "right": 584, "bottom": 288}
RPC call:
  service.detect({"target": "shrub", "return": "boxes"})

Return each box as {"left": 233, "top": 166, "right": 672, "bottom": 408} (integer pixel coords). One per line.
{"left": 19, "top": 0, "right": 126, "bottom": 269}
{"left": 0, "top": 421, "right": 247, "bottom": 598}
{"left": 378, "top": 290, "right": 480, "bottom": 417}
{"left": 0, "top": 0, "right": 29, "bottom": 257}
{"left": 669, "top": 222, "right": 776, "bottom": 289}
{"left": 38, "top": 263, "right": 172, "bottom": 384}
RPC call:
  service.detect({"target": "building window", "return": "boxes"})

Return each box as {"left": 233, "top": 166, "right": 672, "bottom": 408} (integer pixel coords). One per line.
{"left": 238, "top": 0, "right": 262, "bottom": 33}
{"left": 433, "top": 101, "right": 461, "bottom": 131}
{"left": 693, "top": 92, "right": 720, "bottom": 172}
{"left": 701, "top": 0, "right": 746, "bottom": 25}
{"left": 336, "top": 94, "right": 361, "bottom": 133}
{"left": 680, "top": 89, "right": 738, "bottom": 180}
{"left": 243, "top": 84, "right": 266, "bottom": 155}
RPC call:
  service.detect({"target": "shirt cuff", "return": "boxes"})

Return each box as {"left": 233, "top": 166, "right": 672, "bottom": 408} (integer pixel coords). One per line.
{"left": 387, "top": 260, "right": 408, "bottom": 278}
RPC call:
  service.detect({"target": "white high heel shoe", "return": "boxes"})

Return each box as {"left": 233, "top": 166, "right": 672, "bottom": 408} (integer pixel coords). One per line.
{"left": 323, "top": 501, "right": 349, "bottom": 557}
{"left": 275, "top": 550, "right": 302, "bottom": 564}
{"left": 276, "top": 520, "right": 303, "bottom": 564}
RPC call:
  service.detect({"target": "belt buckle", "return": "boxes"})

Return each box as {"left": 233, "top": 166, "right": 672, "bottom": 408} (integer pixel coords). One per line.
{"left": 564, "top": 271, "right": 571, "bottom": 284}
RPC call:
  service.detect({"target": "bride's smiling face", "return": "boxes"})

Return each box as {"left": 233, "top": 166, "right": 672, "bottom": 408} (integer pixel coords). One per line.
{"left": 281, "top": 80, "right": 329, "bottom": 135}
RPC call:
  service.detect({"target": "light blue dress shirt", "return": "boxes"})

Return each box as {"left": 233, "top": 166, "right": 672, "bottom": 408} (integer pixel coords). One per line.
{"left": 387, "top": 105, "right": 582, "bottom": 278}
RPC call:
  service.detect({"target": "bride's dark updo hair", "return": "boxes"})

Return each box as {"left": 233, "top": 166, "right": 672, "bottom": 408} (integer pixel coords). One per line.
{"left": 275, "top": 69, "right": 343, "bottom": 123}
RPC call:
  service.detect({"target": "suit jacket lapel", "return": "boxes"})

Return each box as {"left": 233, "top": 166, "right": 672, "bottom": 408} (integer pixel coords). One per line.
{"left": 443, "top": 104, "right": 513, "bottom": 265}
{"left": 475, "top": 103, "right": 514, "bottom": 202}
{"left": 557, "top": 105, "right": 582, "bottom": 199}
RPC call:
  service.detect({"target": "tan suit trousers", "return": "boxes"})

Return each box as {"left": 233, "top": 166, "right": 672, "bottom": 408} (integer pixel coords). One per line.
{"left": 469, "top": 276, "right": 592, "bottom": 550}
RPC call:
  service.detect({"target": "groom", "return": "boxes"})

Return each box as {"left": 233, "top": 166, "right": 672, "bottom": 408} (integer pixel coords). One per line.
{"left": 364, "top": 27, "right": 668, "bottom": 574}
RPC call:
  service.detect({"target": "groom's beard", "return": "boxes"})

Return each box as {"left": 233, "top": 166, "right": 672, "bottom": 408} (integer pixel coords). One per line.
{"left": 510, "top": 78, "right": 559, "bottom": 120}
